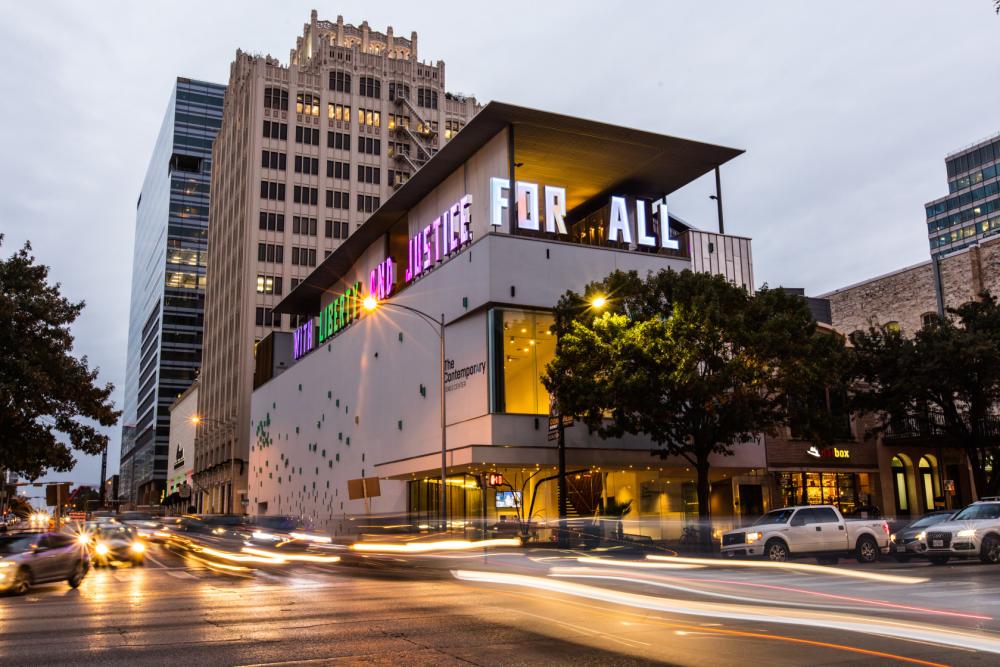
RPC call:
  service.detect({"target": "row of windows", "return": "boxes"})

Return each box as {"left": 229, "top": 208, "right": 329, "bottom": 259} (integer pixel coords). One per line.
{"left": 358, "top": 137, "right": 381, "bottom": 155}
{"left": 264, "top": 87, "right": 288, "bottom": 111}
{"left": 947, "top": 139, "right": 1000, "bottom": 179}
{"left": 931, "top": 215, "right": 1000, "bottom": 249}
{"left": 260, "top": 181, "right": 286, "bottom": 201}
{"left": 927, "top": 196, "right": 1000, "bottom": 233}
{"left": 328, "top": 190, "right": 349, "bottom": 209}
{"left": 330, "top": 103, "right": 350, "bottom": 123}
{"left": 417, "top": 88, "right": 438, "bottom": 110}
{"left": 328, "top": 131, "right": 350, "bottom": 150}
{"left": 327, "top": 220, "right": 349, "bottom": 239}
{"left": 444, "top": 119, "right": 465, "bottom": 140}
{"left": 261, "top": 150, "right": 286, "bottom": 170}
{"left": 358, "top": 76, "right": 380, "bottom": 98}
{"left": 259, "top": 212, "right": 286, "bottom": 232}
{"left": 388, "top": 169, "right": 410, "bottom": 187}
{"left": 293, "top": 185, "right": 319, "bottom": 205}
{"left": 388, "top": 142, "right": 410, "bottom": 158}
{"left": 388, "top": 113, "right": 408, "bottom": 130}
{"left": 263, "top": 120, "right": 288, "bottom": 140}
{"left": 291, "top": 247, "right": 317, "bottom": 266}
{"left": 388, "top": 82, "right": 410, "bottom": 102}
{"left": 358, "top": 165, "right": 381, "bottom": 184}
{"left": 926, "top": 180, "right": 1000, "bottom": 218}
{"left": 294, "top": 155, "right": 319, "bottom": 175}
{"left": 258, "top": 243, "right": 284, "bottom": 263}
{"left": 358, "top": 108, "right": 380, "bottom": 128}
{"left": 328, "top": 160, "right": 349, "bottom": 179}
{"left": 949, "top": 163, "right": 999, "bottom": 194}
{"left": 330, "top": 71, "right": 350, "bottom": 92}
{"left": 295, "top": 126, "right": 321, "bottom": 146}
{"left": 256, "top": 275, "right": 283, "bottom": 295}
{"left": 292, "top": 216, "right": 317, "bottom": 236}
{"left": 358, "top": 194, "right": 380, "bottom": 213}
{"left": 256, "top": 307, "right": 281, "bottom": 328}
{"left": 296, "top": 93, "right": 320, "bottom": 117}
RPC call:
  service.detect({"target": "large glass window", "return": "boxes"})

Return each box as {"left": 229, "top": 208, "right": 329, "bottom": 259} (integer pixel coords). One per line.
{"left": 489, "top": 309, "right": 555, "bottom": 414}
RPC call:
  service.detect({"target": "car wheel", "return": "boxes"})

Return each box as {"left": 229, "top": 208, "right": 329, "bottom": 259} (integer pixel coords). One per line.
{"left": 68, "top": 561, "right": 85, "bottom": 588}
{"left": 929, "top": 555, "right": 950, "bottom": 565}
{"left": 979, "top": 535, "right": 1000, "bottom": 565}
{"left": 893, "top": 554, "right": 911, "bottom": 563}
{"left": 10, "top": 568, "right": 31, "bottom": 595}
{"left": 764, "top": 539, "right": 788, "bottom": 562}
{"left": 855, "top": 536, "right": 878, "bottom": 563}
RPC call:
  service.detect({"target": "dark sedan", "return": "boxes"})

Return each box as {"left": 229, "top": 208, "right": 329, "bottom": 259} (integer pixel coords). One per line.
{"left": 890, "top": 511, "right": 956, "bottom": 562}
{"left": 0, "top": 533, "right": 89, "bottom": 595}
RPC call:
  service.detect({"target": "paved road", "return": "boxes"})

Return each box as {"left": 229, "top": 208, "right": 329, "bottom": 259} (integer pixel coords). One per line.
{"left": 2, "top": 542, "right": 1000, "bottom": 666}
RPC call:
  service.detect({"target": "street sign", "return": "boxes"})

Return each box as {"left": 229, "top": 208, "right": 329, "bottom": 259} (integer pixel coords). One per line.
{"left": 67, "top": 511, "right": 86, "bottom": 522}
{"left": 487, "top": 473, "right": 505, "bottom": 487}
{"left": 548, "top": 415, "right": 574, "bottom": 432}
{"left": 348, "top": 477, "right": 382, "bottom": 500}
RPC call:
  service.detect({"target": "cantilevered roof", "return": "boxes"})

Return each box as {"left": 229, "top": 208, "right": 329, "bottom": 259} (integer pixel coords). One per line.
{"left": 275, "top": 101, "right": 744, "bottom": 316}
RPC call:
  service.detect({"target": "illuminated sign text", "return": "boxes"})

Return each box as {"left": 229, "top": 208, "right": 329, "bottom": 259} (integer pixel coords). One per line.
{"left": 405, "top": 194, "right": 473, "bottom": 283}
{"left": 318, "top": 281, "right": 363, "bottom": 343}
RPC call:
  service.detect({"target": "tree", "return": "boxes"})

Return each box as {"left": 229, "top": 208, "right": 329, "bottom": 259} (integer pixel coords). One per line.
{"left": 851, "top": 295, "right": 1000, "bottom": 497}
{"left": 544, "top": 269, "right": 848, "bottom": 524}
{"left": 0, "top": 236, "right": 119, "bottom": 480}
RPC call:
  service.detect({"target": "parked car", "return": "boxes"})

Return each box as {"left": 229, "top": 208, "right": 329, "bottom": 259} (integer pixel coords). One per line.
{"left": 920, "top": 499, "right": 1000, "bottom": 565}
{"left": 889, "top": 510, "right": 955, "bottom": 562}
{"left": 721, "top": 505, "right": 891, "bottom": 563}
{"left": 0, "top": 533, "right": 89, "bottom": 595}
{"left": 87, "top": 524, "right": 146, "bottom": 567}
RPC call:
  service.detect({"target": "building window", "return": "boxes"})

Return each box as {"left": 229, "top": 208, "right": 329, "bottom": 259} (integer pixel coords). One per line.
{"left": 416, "top": 88, "right": 438, "bottom": 109}
{"left": 358, "top": 76, "right": 381, "bottom": 98}
{"left": 262, "top": 120, "right": 288, "bottom": 140}
{"left": 255, "top": 307, "right": 281, "bottom": 328}
{"left": 884, "top": 321, "right": 901, "bottom": 334}
{"left": 388, "top": 142, "right": 409, "bottom": 158}
{"left": 257, "top": 243, "right": 284, "bottom": 263}
{"left": 488, "top": 309, "right": 556, "bottom": 414}
{"left": 296, "top": 93, "right": 320, "bottom": 117}
{"left": 327, "top": 160, "right": 349, "bottom": 179}
{"left": 357, "top": 165, "right": 381, "bottom": 185}
{"left": 255, "top": 275, "right": 283, "bottom": 295}
{"left": 259, "top": 181, "right": 286, "bottom": 201}
{"left": 327, "top": 131, "right": 350, "bottom": 150}
{"left": 387, "top": 114, "right": 409, "bottom": 131}
{"left": 261, "top": 150, "right": 286, "bottom": 170}
{"left": 328, "top": 103, "right": 350, "bottom": 122}
{"left": 356, "top": 195, "right": 380, "bottom": 213}
{"left": 892, "top": 456, "right": 910, "bottom": 515}
{"left": 325, "top": 220, "right": 349, "bottom": 239}
{"left": 292, "top": 216, "right": 317, "bottom": 236}
{"left": 294, "top": 155, "right": 319, "bottom": 175}
{"left": 357, "top": 136, "right": 381, "bottom": 155}
{"left": 327, "top": 190, "right": 349, "bottom": 210}
{"left": 921, "top": 312, "right": 937, "bottom": 328}
{"left": 776, "top": 472, "right": 872, "bottom": 516}
{"left": 329, "top": 71, "right": 351, "bottom": 92}
{"left": 444, "top": 119, "right": 464, "bottom": 141}
{"left": 264, "top": 87, "right": 288, "bottom": 110}
{"left": 388, "top": 82, "right": 410, "bottom": 102}
{"left": 295, "top": 126, "right": 320, "bottom": 146}
{"left": 357, "top": 108, "right": 381, "bottom": 128}
{"left": 293, "top": 186, "right": 319, "bottom": 206}
{"left": 258, "top": 212, "right": 285, "bottom": 232}
{"left": 291, "top": 247, "right": 317, "bottom": 267}
{"left": 388, "top": 170, "right": 410, "bottom": 187}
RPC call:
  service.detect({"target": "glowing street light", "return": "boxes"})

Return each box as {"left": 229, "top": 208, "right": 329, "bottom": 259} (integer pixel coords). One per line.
{"left": 590, "top": 295, "right": 607, "bottom": 309}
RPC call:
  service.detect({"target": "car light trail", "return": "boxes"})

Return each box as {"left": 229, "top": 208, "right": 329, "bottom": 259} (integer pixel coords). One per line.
{"left": 350, "top": 538, "right": 520, "bottom": 553}
{"left": 452, "top": 569, "right": 1000, "bottom": 656}
{"left": 551, "top": 566, "right": 992, "bottom": 621}
{"left": 289, "top": 532, "right": 333, "bottom": 544}
{"left": 645, "top": 554, "right": 928, "bottom": 584}
{"left": 576, "top": 557, "right": 705, "bottom": 570}
{"left": 240, "top": 546, "right": 341, "bottom": 564}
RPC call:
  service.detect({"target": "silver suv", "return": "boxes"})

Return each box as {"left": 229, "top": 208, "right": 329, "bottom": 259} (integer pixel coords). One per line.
{"left": 0, "top": 532, "right": 90, "bottom": 595}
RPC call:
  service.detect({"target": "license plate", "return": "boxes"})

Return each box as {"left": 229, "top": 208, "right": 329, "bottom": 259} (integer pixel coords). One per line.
{"left": 932, "top": 539, "right": 943, "bottom": 548}
{"left": 896, "top": 546, "right": 906, "bottom": 553}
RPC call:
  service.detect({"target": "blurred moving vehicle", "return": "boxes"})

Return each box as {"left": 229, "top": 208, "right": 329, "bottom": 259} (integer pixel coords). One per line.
{"left": 921, "top": 499, "right": 1000, "bottom": 565}
{"left": 721, "top": 505, "right": 891, "bottom": 563}
{"left": 889, "top": 510, "right": 955, "bottom": 562}
{"left": 87, "top": 524, "right": 146, "bottom": 567}
{"left": 0, "top": 533, "right": 89, "bottom": 595}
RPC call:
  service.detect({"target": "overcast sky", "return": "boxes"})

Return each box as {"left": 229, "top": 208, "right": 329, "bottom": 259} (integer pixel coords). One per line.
{"left": 2, "top": 1, "right": 999, "bottom": 492}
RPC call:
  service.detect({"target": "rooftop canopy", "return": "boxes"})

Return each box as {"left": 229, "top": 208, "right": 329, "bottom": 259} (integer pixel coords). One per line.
{"left": 275, "top": 101, "right": 744, "bottom": 316}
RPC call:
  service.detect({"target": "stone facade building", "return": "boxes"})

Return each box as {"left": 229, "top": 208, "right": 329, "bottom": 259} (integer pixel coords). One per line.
{"left": 196, "top": 11, "right": 481, "bottom": 514}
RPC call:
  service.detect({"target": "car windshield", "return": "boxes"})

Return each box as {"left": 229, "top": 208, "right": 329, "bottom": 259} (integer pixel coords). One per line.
{"left": 202, "top": 516, "right": 246, "bottom": 526}
{"left": 98, "top": 526, "right": 133, "bottom": 538}
{"left": 250, "top": 516, "right": 308, "bottom": 531}
{"left": 909, "top": 513, "right": 954, "bottom": 528}
{"left": 953, "top": 503, "right": 1000, "bottom": 521}
{"left": 0, "top": 536, "right": 38, "bottom": 554}
{"left": 752, "top": 509, "right": 795, "bottom": 526}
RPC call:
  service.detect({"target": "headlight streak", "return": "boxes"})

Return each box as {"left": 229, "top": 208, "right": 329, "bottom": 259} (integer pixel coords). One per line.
{"left": 349, "top": 538, "right": 520, "bottom": 553}
{"left": 452, "top": 569, "right": 1000, "bottom": 657}
{"left": 550, "top": 566, "right": 992, "bottom": 621}
{"left": 645, "top": 554, "right": 927, "bottom": 585}
{"left": 240, "top": 546, "right": 340, "bottom": 564}
{"left": 576, "top": 557, "right": 704, "bottom": 570}
{"left": 130, "top": 541, "right": 146, "bottom": 554}
{"left": 289, "top": 532, "right": 333, "bottom": 544}
{"left": 94, "top": 542, "right": 110, "bottom": 556}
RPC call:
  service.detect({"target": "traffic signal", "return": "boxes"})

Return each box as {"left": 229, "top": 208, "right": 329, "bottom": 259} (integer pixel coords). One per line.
{"left": 44, "top": 483, "right": 70, "bottom": 506}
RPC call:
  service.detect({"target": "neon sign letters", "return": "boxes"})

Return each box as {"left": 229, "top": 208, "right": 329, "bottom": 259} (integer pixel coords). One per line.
{"left": 405, "top": 194, "right": 473, "bottom": 283}
{"left": 489, "top": 177, "right": 678, "bottom": 250}
{"left": 369, "top": 256, "right": 395, "bottom": 301}
{"left": 292, "top": 319, "right": 315, "bottom": 360}
{"left": 318, "top": 281, "right": 363, "bottom": 344}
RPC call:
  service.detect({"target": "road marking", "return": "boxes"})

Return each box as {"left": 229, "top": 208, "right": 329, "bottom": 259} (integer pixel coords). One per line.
{"left": 166, "top": 570, "right": 197, "bottom": 579}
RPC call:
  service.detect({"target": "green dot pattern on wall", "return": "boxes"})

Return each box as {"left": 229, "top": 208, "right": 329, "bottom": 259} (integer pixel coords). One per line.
{"left": 336, "top": 453, "right": 340, "bottom": 461}
{"left": 336, "top": 399, "right": 340, "bottom": 407}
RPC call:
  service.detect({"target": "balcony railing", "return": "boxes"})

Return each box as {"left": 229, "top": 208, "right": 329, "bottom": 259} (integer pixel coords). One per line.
{"left": 883, "top": 415, "right": 1000, "bottom": 442}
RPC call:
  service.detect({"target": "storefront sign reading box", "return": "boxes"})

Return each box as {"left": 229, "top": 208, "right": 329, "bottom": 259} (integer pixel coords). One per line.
{"left": 489, "top": 177, "right": 679, "bottom": 250}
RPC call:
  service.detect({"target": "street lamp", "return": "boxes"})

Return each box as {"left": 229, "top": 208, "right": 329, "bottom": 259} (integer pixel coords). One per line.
{"left": 191, "top": 415, "right": 238, "bottom": 514}
{"left": 363, "top": 296, "right": 449, "bottom": 531}
{"left": 590, "top": 295, "right": 607, "bottom": 309}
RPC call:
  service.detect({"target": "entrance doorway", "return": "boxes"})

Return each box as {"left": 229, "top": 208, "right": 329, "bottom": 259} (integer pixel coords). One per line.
{"left": 738, "top": 484, "right": 764, "bottom": 522}
{"left": 892, "top": 456, "right": 910, "bottom": 517}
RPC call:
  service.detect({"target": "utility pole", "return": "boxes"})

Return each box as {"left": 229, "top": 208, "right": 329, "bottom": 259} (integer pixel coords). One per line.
{"left": 557, "top": 415, "right": 568, "bottom": 548}
{"left": 712, "top": 166, "right": 725, "bottom": 235}
{"left": 99, "top": 442, "right": 108, "bottom": 507}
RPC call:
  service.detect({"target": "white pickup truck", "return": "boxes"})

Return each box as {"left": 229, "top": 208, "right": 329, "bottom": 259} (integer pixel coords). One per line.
{"left": 720, "top": 505, "right": 891, "bottom": 563}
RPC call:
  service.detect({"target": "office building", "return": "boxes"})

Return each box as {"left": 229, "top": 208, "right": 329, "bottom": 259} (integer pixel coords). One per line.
{"left": 248, "top": 102, "right": 761, "bottom": 538}
{"left": 196, "top": 12, "right": 480, "bottom": 513}
{"left": 119, "top": 78, "right": 225, "bottom": 505}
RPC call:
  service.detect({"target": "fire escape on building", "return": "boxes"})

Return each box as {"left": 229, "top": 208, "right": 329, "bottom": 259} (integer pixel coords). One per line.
{"left": 390, "top": 94, "right": 437, "bottom": 182}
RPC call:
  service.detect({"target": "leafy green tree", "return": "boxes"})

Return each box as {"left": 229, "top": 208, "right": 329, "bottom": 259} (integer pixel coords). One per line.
{"left": 0, "top": 237, "right": 119, "bottom": 480}
{"left": 851, "top": 295, "right": 1000, "bottom": 497}
{"left": 544, "top": 269, "right": 848, "bottom": 522}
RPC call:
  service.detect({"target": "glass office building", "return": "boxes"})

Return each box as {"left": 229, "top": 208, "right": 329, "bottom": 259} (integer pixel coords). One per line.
{"left": 119, "top": 78, "right": 225, "bottom": 505}
{"left": 926, "top": 134, "right": 1000, "bottom": 257}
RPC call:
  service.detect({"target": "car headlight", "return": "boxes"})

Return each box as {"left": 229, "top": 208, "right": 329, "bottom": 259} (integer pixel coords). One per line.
{"left": 0, "top": 561, "right": 13, "bottom": 568}
{"left": 745, "top": 532, "right": 763, "bottom": 544}
{"left": 252, "top": 531, "right": 279, "bottom": 541}
{"left": 77, "top": 534, "right": 92, "bottom": 546}
{"left": 94, "top": 542, "right": 110, "bottom": 556}
{"left": 130, "top": 541, "right": 145, "bottom": 554}
{"left": 915, "top": 531, "right": 926, "bottom": 541}
{"left": 957, "top": 529, "right": 977, "bottom": 538}
{"left": 890, "top": 534, "right": 896, "bottom": 543}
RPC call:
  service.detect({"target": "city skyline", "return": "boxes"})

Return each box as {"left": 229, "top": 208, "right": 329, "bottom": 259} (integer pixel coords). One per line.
{"left": 2, "top": 1, "right": 1000, "bottom": 487}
